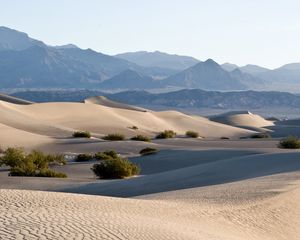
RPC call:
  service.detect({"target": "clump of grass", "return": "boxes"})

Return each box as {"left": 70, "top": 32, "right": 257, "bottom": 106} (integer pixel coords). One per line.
{"left": 35, "top": 169, "right": 67, "bottom": 178}
{"left": 220, "top": 137, "right": 230, "bottom": 140}
{"left": 102, "top": 133, "right": 125, "bottom": 141}
{"left": 279, "top": 136, "right": 300, "bottom": 149}
{"left": 91, "top": 152, "right": 140, "bottom": 179}
{"left": 75, "top": 154, "right": 94, "bottom": 162}
{"left": 131, "top": 135, "right": 151, "bottom": 142}
{"left": 251, "top": 132, "right": 271, "bottom": 139}
{"left": 185, "top": 131, "right": 199, "bottom": 138}
{"left": 139, "top": 147, "right": 158, "bottom": 156}
{"left": 94, "top": 150, "right": 118, "bottom": 161}
{"left": 156, "top": 130, "right": 176, "bottom": 139}
{"left": 72, "top": 131, "right": 91, "bottom": 138}
{"left": 0, "top": 148, "right": 67, "bottom": 178}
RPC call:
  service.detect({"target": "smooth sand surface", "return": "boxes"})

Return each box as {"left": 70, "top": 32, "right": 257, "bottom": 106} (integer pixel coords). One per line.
{"left": 211, "top": 110, "right": 274, "bottom": 128}
{"left": 85, "top": 95, "right": 148, "bottom": 112}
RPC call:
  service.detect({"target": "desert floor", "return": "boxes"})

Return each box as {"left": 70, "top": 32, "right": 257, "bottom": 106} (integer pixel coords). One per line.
{"left": 1, "top": 96, "right": 300, "bottom": 239}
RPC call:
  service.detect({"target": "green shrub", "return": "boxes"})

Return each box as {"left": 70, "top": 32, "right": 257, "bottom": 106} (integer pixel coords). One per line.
{"left": 75, "top": 154, "right": 93, "bottom": 162}
{"left": 185, "top": 131, "right": 199, "bottom": 138}
{"left": 139, "top": 147, "right": 158, "bottom": 156}
{"left": 9, "top": 157, "right": 36, "bottom": 176}
{"left": 73, "top": 131, "right": 91, "bottom": 138}
{"left": 91, "top": 157, "right": 140, "bottom": 179}
{"left": 1, "top": 147, "right": 68, "bottom": 178}
{"left": 156, "top": 130, "right": 176, "bottom": 139}
{"left": 0, "top": 147, "right": 25, "bottom": 168}
{"left": 251, "top": 132, "right": 271, "bottom": 139}
{"left": 94, "top": 150, "right": 118, "bottom": 161}
{"left": 46, "top": 154, "right": 66, "bottom": 166}
{"left": 102, "top": 133, "right": 125, "bottom": 141}
{"left": 279, "top": 136, "right": 300, "bottom": 149}
{"left": 131, "top": 135, "right": 151, "bottom": 142}
{"left": 35, "top": 169, "right": 67, "bottom": 178}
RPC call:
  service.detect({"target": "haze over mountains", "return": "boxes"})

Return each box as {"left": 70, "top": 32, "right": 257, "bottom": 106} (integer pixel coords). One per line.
{"left": 1, "top": 26, "right": 300, "bottom": 92}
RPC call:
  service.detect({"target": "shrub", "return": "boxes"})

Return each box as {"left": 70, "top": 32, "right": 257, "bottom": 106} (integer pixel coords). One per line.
{"left": 72, "top": 131, "right": 91, "bottom": 138}
{"left": 94, "top": 150, "right": 118, "bottom": 161}
{"left": 251, "top": 132, "right": 271, "bottom": 139}
{"left": 130, "top": 126, "right": 138, "bottom": 130}
{"left": 139, "top": 147, "right": 158, "bottom": 156}
{"left": 131, "top": 135, "right": 151, "bottom": 142}
{"left": 9, "top": 157, "right": 36, "bottom": 176}
{"left": 46, "top": 154, "right": 66, "bottom": 166}
{"left": 279, "top": 136, "right": 300, "bottom": 149}
{"left": 75, "top": 154, "right": 94, "bottom": 162}
{"left": 185, "top": 131, "right": 199, "bottom": 138}
{"left": 91, "top": 157, "right": 140, "bottom": 179}
{"left": 35, "top": 169, "right": 67, "bottom": 178}
{"left": 1, "top": 147, "right": 68, "bottom": 178}
{"left": 220, "top": 137, "right": 230, "bottom": 140}
{"left": 156, "top": 130, "right": 176, "bottom": 139}
{"left": 0, "top": 147, "right": 25, "bottom": 168}
{"left": 102, "top": 133, "right": 125, "bottom": 141}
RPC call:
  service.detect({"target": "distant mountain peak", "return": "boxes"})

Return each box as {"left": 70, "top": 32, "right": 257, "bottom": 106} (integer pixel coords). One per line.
{"left": 0, "top": 26, "right": 44, "bottom": 51}
{"left": 203, "top": 58, "right": 219, "bottom": 66}
{"left": 221, "top": 63, "right": 239, "bottom": 72}
{"left": 115, "top": 51, "right": 200, "bottom": 70}
{"left": 54, "top": 44, "right": 78, "bottom": 49}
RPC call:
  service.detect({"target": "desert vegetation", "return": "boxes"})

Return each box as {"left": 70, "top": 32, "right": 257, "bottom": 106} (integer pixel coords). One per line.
{"left": 250, "top": 132, "right": 271, "bottom": 139}
{"left": 102, "top": 133, "right": 125, "bottom": 141}
{"left": 91, "top": 153, "right": 140, "bottom": 179}
{"left": 75, "top": 154, "right": 94, "bottom": 162}
{"left": 139, "top": 147, "right": 158, "bottom": 156}
{"left": 220, "top": 137, "right": 230, "bottom": 140}
{"left": 73, "top": 131, "right": 91, "bottom": 138}
{"left": 94, "top": 150, "right": 118, "bottom": 160}
{"left": 0, "top": 148, "right": 67, "bottom": 178}
{"left": 279, "top": 136, "right": 300, "bottom": 149}
{"left": 185, "top": 131, "right": 199, "bottom": 138}
{"left": 131, "top": 135, "right": 151, "bottom": 142}
{"left": 156, "top": 130, "right": 176, "bottom": 139}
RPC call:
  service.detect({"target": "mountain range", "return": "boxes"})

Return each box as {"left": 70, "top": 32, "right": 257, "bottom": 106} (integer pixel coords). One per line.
{"left": 11, "top": 89, "right": 300, "bottom": 110}
{"left": 1, "top": 26, "right": 300, "bottom": 92}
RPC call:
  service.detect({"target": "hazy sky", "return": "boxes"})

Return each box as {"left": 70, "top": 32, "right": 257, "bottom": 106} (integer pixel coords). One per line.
{"left": 1, "top": 0, "right": 300, "bottom": 68}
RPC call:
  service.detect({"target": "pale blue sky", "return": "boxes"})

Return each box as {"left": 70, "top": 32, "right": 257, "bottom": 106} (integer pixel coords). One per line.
{"left": 1, "top": 0, "right": 300, "bottom": 68}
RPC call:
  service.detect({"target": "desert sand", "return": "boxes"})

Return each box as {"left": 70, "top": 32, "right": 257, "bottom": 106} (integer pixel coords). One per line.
{"left": 1, "top": 94, "right": 300, "bottom": 239}
{"left": 211, "top": 110, "right": 274, "bottom": 128}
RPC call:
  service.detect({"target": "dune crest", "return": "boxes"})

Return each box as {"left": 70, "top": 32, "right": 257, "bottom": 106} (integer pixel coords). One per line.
{"left": 0, "top": 93, "right": 33, "bottom": 105}
{"left": 0, "top": 101, "right": 254, "bottom": 144}
{"left": 85, "top": 96, "right": 148, "bottom": 112}
{"left": 211, "top": 111, "right": 274, "bottom": 128}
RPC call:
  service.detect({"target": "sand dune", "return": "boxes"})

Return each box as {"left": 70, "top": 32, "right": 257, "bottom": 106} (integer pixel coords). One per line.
{"left": 64, "top": 151, "right": 300, "bottom": 197}
{"left": 0, "top": 101, "right": 255, "bottom": 142}
{"left": 85, "top": 95, "right": 148, "bottom": 112}
{"left": 211, "top": 111, "right": 274, "bottom": 128}
{"left": 0, "top": 122, "right": 53, "bottom": 148}
{"left": 1, "top": 96, "right": 299, "bottom": 240}
{"left": 0, "top": 93, "right": 33, "bottom": 105}
{"left": 1, "top": 174, "right": 300, "bottom": 240}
